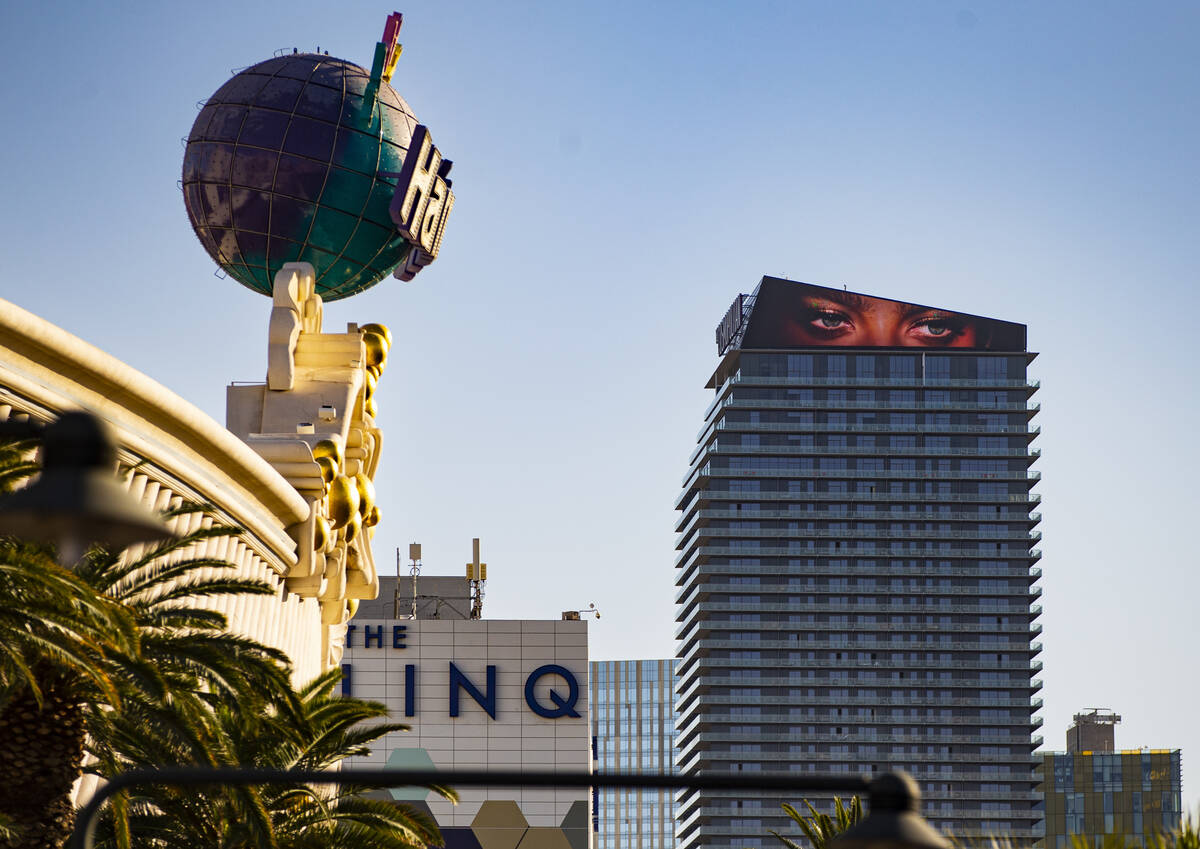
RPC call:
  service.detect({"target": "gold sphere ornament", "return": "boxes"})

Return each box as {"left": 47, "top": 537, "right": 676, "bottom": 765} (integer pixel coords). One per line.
{"left": 361, "top": 322, "right": 393, "bottom": 347}
{"left": 313, "top": 439, "right": 344, "bottom": 469}
{"left": 364, "top": 503, "right": 381, "bottom": 528}
{"left": 313, "top": 514, "right": 330, "bottom": 551}
{"left": 315, "top": 455, "right": 338, "bottom": 485}
{"left": 354, "top": 473, "right": 376, "bottom": 517}
{"left": 343, "top": 512, "right": 361, "bottom": 543}
{"left": 327, "top": 475, "right": 360, "bottom": 529}
{"left": 363, "top": 331, "right": 389, "bottom": 371}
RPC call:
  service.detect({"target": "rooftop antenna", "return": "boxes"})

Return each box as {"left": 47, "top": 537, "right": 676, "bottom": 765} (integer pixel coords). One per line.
{"left": 395, "top": 543, "right": 421, "bottom": 618}
{"left": 409, "top": 543, "right": 420, "bottom": 619}
{"left": 466, "top": 537, "right": 486, "bottom": 619}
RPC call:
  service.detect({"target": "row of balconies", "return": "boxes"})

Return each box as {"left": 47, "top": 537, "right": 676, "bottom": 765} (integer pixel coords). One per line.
{"left": 676, "top": 732, "right": 1045, "bottom": 756}
{"left": 702, "top": 441, "right": 1041, "bottom": 461}
{"left": 677, "top": 712, "right": 1045, "bottom": 733}
{"left": 677, "top": 743, "right": 1043, "bottom": 768}
{"left": 709, "top": 395, "right": 1040, "bottom": 419}
{"left": 672, "top": 671, "right": 1044, "bottom": 705}
{"left": 675, "top": 642, "right": 1042, "bottom": 668}
{"left": 674, "top": 560, "right": 1041, "bottom": 582}
{"left": 675, "top": 643, "right": 1043, "bottom": 668}
{"left": 677, "top": 825, "right": 1040, "bottom": 844}
{"left": 675, "top": 639, "right": 1042, "bottom": 670}
{"left": 675, "top": 610, "right": 1044, "bottom": 636}
{"left": 676, "top": 580, "right": 1042, "bottom": 607}
{"left": 675, "top": 587, "right": 1043, "bottom": 619}
{"left": 676, "top": 545, "right": 1042, "bottom": 572}
{"left": 677, "top": 600, "right": 1042, "bottom": 625}
{"left": 683, "top": 696, "right": 1044, "bottom": 723}
{"left": 677, "top": 527, "right": 1042, "bottom": 553}
{"left": 712, "top": 420, "right": 1040, "bottom": 436}
{"left": 702, "top": 376, "right": 1039, "bottom": 420}
{"left": 683, "top": 463, "right": 1041, "bottom": 491}
{"left": 676, "top": 507, "right": 1041, "bottom": 535}
{"left": 724, "top": 375, "right": 1040, "bottom": 389}
{"left": 674, "top": 653, "right": 1045, "bottom": 685}
{"left": 678, "top": 487, "right": 1041, "bottom": 510}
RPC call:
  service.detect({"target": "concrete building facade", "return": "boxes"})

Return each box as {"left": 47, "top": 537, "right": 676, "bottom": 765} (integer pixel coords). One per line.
{"left": 675, "top": 278, "right": 1044, "bottom": 846}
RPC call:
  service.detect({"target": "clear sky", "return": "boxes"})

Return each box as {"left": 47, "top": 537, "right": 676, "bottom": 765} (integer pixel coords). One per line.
{"left": 2, "top": 0, "right": 1197, "bottom": 809}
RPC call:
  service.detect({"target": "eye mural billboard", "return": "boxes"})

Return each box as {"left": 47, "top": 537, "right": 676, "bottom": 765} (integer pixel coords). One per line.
{"left": 725, "top": 277, "right": 1026, "bottom": 354}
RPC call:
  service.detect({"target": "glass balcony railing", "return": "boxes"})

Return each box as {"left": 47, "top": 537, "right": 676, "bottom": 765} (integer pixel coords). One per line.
{"left": 684, "top": 462, "right": 1042, "bottom": 488}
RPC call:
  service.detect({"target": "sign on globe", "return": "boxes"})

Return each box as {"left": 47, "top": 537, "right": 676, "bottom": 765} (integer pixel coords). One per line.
{"left": 181, "top": 12, "right": 454, "bottom": 301}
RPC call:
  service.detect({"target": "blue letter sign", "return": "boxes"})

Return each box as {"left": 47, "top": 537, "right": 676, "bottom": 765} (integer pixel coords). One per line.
{"left": 449, "top": 663, "right": 496, "bottom": 719}
{"left": 524, "top": 664, "right": 580, "bottom": 719}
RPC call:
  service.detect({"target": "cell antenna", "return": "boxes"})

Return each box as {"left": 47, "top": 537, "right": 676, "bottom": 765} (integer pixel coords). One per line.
{"left": 466, "top": 537, "right": 486, "bottom": 619}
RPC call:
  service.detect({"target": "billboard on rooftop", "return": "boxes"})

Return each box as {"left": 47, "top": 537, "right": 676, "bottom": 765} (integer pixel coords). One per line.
{"left": 731, "top": 277, "right": 1026, "bottom": 353}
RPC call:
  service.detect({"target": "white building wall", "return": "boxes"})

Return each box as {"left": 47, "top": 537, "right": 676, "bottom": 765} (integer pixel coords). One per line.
{"left": 343, "top": 618, "right": 591, "bottom": 830}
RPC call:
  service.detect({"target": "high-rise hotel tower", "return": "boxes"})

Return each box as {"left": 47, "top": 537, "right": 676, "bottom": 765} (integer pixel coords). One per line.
{"left": 674, "top": 278, "right": 1043, "bottom": 847}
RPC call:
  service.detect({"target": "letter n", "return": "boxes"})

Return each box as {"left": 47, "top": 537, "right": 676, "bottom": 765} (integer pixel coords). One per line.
{"left": 449, "top": 662, "right": 496, "bottom": 719}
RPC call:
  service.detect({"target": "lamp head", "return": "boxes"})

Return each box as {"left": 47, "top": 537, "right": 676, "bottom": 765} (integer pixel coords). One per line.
{"left": 829, "top": 771, "right": 950, "bottom": 849}
{"left": 0, "top": 412, "right": 176, "bottom": 564}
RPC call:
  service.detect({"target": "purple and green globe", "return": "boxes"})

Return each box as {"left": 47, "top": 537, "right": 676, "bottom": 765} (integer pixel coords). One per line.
{"left": 182, "top": 53, "right": 418, "bottom": 300}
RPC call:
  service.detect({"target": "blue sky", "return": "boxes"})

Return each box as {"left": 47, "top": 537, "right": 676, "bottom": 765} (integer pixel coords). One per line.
{"left": 2, "top": 0, "right": 1197, "bottom": 807}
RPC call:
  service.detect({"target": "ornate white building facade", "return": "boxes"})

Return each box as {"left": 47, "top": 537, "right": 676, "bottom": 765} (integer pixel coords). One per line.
{"left": 0, "top": 262, "right": 387, "bottom": 683}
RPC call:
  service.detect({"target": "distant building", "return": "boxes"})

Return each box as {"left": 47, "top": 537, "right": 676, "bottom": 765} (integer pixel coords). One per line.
{"left": 355, "top": 573, "right": 472, "bottom": 620}
{"left": 1066, "top": 709, "right": 1119, "bottom": 754}
{"left": 675, "top": 278, "right": 1044, "bottom": 846}
{"left": 590, "top": 659, "right": 678, "bottom": 849}
{"left": 1038, "top": 711, "right": 1182, "bottom": 848}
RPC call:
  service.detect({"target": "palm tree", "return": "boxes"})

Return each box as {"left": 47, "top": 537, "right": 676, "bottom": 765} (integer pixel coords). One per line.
{"left": 0, "top": 435, "right": 448, "bottom": 849}
{"left": 89, "top": 667, "right": 453, "bottom": 849}
{"left": 0, "top": 457, "right": 138, "bottom": 849}
{"left": 0, "top": 444, "right": 289, "bottom": 849}
{"left": 769, "top": 796, "right": 863, "bottom": 849}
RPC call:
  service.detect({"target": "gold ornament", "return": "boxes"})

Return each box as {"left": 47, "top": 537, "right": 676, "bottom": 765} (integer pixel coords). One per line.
{"left": 361, "top": 322, "right": 393, "bottom": 347}
{"left": 343, "top": 512, "right": 361, "bottom": 543}
{"left": 363, "top": 331, "right": 389, "bottom": 372}
{"left": 314, "top": 514, "right": 330, "bottom": 551}
{"left": 315, "top": 455, "right": 337, "bottom": 485}
{"left": 313, "top": 439, "right": 344, "bottom": 469}
{"left": 354, "top": 473, "right": 376, "bottom": 518}
{"left": 364, "top": 504, "right": 381, "bottom": 528}
{"left": 327, "top": 475, "right": 360, "bottom": 529}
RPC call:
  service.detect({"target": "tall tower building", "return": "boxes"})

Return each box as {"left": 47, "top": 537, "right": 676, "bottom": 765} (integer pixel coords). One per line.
{"left": 674, "top": 278, "right": 1044, "bottom": 847}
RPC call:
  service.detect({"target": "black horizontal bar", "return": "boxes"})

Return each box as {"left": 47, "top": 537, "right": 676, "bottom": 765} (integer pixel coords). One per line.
{"left": 70, "top": 766, "right": 871, "bottom": 849}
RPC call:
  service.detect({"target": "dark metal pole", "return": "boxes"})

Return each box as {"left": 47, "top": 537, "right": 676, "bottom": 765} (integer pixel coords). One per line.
{"left": 69, "top": 767, "right": 871, "bottom": 849}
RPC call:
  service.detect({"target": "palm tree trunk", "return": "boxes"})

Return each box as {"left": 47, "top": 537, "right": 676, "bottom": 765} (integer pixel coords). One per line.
{"left": 0, "top": 666, "right": 86, "bottom": 849}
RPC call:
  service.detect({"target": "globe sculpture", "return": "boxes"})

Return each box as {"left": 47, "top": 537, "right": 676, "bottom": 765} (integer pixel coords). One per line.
{"left": 182, "top": 24, "right": 450, "bottom": 301}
